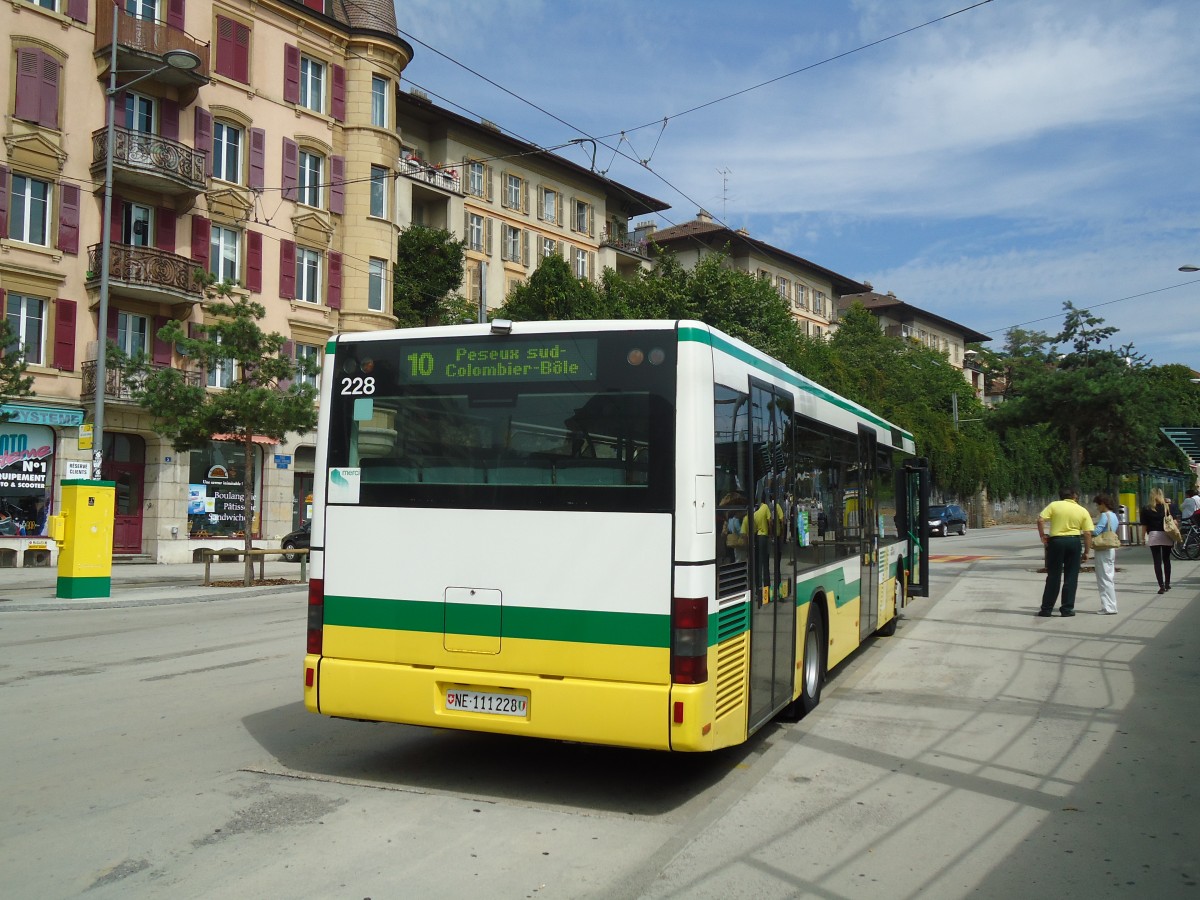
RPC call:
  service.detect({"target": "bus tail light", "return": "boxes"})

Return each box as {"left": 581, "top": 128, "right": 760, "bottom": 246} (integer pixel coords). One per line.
{"left": 671, "top": 596, "right": 708, "bottom": 684}
{"left": 307, "top": 577, "right": 324, "bottom": 655}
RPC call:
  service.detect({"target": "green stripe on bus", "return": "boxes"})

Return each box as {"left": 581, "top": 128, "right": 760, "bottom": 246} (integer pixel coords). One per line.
{"left": 677, "top": 325, "right": 914, "bottom": 444}
{"left": 324, "top": 595, "right": 671, "bottom": 647}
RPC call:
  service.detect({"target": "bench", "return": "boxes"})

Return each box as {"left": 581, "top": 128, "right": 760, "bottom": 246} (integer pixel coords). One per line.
{"left": 200, "top": 547, "right": 309, "bottom": 585}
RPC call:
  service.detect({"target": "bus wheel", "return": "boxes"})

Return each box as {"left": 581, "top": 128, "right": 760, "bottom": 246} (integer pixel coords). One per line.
{"left": 781, "top": 603, "right": 826, "bottom": 721}
{"left": 877, "top": 567, "right": 903, "bottom": 637}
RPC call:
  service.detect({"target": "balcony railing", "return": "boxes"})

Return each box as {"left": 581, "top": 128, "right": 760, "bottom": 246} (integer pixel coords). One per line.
{"left": 399, "top": 157, "right": 462, "bottom": 193}
{"left": 92, "top": 126, "right": 207, "bottom": 195}
{"left": 600, "top": 228, "right": 650, "bottom": 258}
{"left": 96, "top": 7, "right": 210, "bottom": 86}
{"left": 87, "top": 243, "right": 205, "bottom": 305}
{"left": 81, "top": 359, "right": 202, "bottom": 402}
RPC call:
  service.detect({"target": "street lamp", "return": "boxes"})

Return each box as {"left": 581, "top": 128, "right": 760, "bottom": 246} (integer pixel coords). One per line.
{"left": 93, "top": 5, "right": 200, "bottom": 478}
{"left": 1181, "top": 264, "right": 1199, "bottom": 273}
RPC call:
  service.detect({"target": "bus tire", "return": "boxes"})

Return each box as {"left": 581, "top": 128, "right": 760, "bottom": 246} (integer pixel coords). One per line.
{"left": 782, "top": 602, "right": 826, "bottom": 721}
{"left": 876, "top": 566, "right": 903, "bottom": 637}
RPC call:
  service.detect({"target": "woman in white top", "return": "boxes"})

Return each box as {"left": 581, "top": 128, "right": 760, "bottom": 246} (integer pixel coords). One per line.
{"left": 1091, "top": 493, "right": 1120, "bottom": 614}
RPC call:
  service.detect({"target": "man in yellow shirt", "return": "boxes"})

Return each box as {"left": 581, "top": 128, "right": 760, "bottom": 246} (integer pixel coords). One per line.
{"left": 1037, "top": 488, "right": 1095, "bottom": 617}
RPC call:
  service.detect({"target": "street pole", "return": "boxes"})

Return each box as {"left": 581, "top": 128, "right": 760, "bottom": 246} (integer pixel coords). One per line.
{"left": 94, "top": 1, "right": 120, "bottom": 479}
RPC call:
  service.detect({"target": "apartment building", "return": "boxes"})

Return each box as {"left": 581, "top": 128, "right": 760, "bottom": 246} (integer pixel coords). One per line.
{"left": 393, "top": 90, "right": 669, "bottom": 313}
{"left": 643, "top": 211, "right": 866, "bottom": 338}
{"left": 1, "top": 0, "right": 411, "bottom": 565}
{"left": 837, "top": 290, "right": 991, "bottom": 395}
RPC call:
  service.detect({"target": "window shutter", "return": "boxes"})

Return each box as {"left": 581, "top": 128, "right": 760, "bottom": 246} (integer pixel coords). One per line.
{"left": 246, "top": 230, "right": 262, "bottom": 293}
{"left": 66, "top": 0, "right": 88, "bottom": 23}
{"left": 107, "top": 307, "right": 119, "bottom": 343}
{"left": 152, "top": 315, "right": 172, "bottom": 365}
{"left": 283, "top": 45, "right": 300, "bottom": 104}
{"left": 331, "top": 64, "right": 346, "bottom": 121}
{"left": 522, "top": 181, "right": 529, "bottom": 214}
{"left": 155, "top": 207, "right": 176, "bottom": 251}
{"left": 14, "top": 49, "right": 40, "bottom": 124}
{"left": 327, "top": 251, "right": 342, "bottom": 309}
{"left": 41, "top": 50, "right": 61, "bottom": 127}
{"left": 281, "top": 139, "right": 298, "bottom": 201}
{"left": 463, "top": 209, "right": 470, "bottom": 236}
{"left": 249, "top": 127, "right": 266, "bottom": 189}
{"left": 110, "top": 198, "right": 123, "bottom": 245}
{"left": 234, "top": 21, "right": 250, "bottom": 84}
{"left": 188, "top": 321, "right": 207, "bottom": 380}
{"left": 279, "top": 240, "right": 296, "bottom": 298}
{"left": 557, "top": 240, "right": 564, "bottom": 257}
{"left": 160, "top": 99, "right": 179, "bottom": 141}
{"left": 588, "top": 251, "right": 595, "bottom": 279}
{"left": 330, "top": 155, "right": 345, "bottom": 214}
{"left": 588, "top": 205, "right": 595, "bottom": 237}
{"left": 484, "top": 164, "right": 493, "bottom": 202}
{"left": 0, "top": 167, "right": 8, "bottom": 235}
{"left": 194, "top": 107, "right": 213, "bottom": 176}
{"left": 557, "top": 194, "right": 563, "bottom": 227}
{"left": 191, "top": 216, "right": 210, "bottom": 269}
{"left": 167, "top": 0, "right": 185, "bottom": 30}
{"left": 536, "top": 186, "right": 544, "bottom": 221}
{"left": 53, "top": 299, "right": 77, "bottom": 371}
{"left": 57, "top": 183, "right": 80, "bottom": 255}
{"left": 279, "top": 340, "right": 294, "bottom": 391}
{"left": 215, "top": 17, "right": 234, "bottom": 79}
{"left": 522, "top": 230, "right": 529, "bottom": 267}
{"left": 485, "top": 218, "right": 493, "bottom": 257}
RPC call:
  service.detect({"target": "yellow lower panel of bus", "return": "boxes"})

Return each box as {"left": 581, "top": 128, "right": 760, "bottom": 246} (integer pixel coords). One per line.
{"left": 322, "top": 624, "right": 668, "bottom": 685}
{"left": 827, "top": 595, "right": 861, "bottom": 670}
{"left": 309, "top": 655, "right": 674, "bottom": 750}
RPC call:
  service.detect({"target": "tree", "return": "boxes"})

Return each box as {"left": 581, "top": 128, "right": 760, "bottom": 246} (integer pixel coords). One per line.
{"left": 0, "top": 318, "right": 35, "bottom": 421}
{"left": 120, "top": 277, "right": 319, "bottom": 585}
{"left": 392, "top": 225, "right": 473, "bottom": 327}
{"left": 498, "top": 253, "right": 609, "bottom": 320}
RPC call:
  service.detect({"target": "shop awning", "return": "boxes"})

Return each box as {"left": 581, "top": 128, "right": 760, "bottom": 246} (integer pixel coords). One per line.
{"left": 211, "top": 433, "right": 280, "bottom": 445}
{"left": 1161, "top": 427, "right": 1200, "bottom": 467}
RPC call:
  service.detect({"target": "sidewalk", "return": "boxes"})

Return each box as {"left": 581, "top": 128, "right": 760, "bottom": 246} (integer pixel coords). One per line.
{"left": 0, "top": 558, "right": 308, "bottom": 612}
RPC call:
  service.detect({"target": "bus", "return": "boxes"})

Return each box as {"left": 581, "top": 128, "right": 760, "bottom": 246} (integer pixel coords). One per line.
{"left": 303, "top": 319, "right": 929, "bottom": 752}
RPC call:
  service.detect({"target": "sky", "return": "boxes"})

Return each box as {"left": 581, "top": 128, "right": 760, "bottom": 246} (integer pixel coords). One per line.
{"left": 388, "top": 0, "right": 1200, "bottom": 368}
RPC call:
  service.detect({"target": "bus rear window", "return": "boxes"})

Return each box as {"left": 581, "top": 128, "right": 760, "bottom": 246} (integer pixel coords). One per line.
{"left": 326, "top": 331, "right": 676, "bottom": 512}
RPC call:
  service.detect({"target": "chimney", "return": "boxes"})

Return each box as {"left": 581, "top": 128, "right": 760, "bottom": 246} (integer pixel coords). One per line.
{"left": 696, "top": 209, "right": 712, "bottom": 223}
{"left": 632, "top": 220, "right": 657, "bottom": 242}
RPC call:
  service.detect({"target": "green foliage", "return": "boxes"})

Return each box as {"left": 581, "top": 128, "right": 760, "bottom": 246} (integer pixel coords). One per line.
{"left": 498, "top": 253, "right": 610, "bottom": 320}
{"left": 393, "top": 225, "right": 473, "bottom": 327}
{"left": 0, "top": 318, "right": 35, "bottom": 421}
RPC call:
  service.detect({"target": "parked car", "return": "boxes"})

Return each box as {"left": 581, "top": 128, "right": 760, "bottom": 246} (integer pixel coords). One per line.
{"left": 281, "top": 521, "right": 311, "bottom": 562}
{"left": 928, "top": 504, "right": 968, "bottom": 537}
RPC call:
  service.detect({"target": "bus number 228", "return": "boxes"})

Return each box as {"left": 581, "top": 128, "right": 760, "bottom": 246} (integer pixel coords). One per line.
{"left": 339, "top": 376, "right": 375, "bottom": 396}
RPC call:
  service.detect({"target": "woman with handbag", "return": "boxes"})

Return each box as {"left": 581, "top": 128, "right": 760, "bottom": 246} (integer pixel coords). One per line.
{"left": 1141, "top": 487, "right": 1176, "bottom": 594}
{"left": 1091, "top": 494, "right": 1121, "bottom": 614}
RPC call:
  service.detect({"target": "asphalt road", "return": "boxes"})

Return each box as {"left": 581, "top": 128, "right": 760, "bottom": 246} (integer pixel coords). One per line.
{"left": 1, "top": 526, "right": 1196, "bottom": 899}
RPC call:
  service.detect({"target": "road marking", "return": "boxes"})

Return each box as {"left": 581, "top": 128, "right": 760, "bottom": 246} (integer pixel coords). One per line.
{"left": 930, "top": 554, "right": 998, "bottom": 562}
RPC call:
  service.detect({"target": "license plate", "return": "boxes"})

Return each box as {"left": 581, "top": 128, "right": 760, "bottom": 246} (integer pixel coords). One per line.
{"left": 445, "top": 688, "right": 528, "bottom": 717}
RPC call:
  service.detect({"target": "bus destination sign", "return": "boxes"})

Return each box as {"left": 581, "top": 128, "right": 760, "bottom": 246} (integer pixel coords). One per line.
{"left": 399, "top": 338, "right": 598, "bottom": 385}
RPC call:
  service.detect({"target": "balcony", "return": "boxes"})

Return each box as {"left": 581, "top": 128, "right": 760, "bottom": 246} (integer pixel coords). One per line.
{"left": 81, "top": 359, "right": 202, "bottom": 403}
{"left": 87, "top": 243, "right": 204, "bottom": 307}
{"left": 92, "top": 126, "right": 206, "bottom": 197}
{"left": 95, "top": 6, "right": 210, "bottom": 102}
{"left": 600, "top": 228, "right": 649, "bottom": 259}
{"left": 399, "top": 157, "right": 462, "bottom": 194}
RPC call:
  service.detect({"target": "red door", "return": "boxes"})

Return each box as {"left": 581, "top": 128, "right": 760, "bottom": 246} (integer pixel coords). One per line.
{"left": 102, "top": 433, "right": 146, "bottom": 555}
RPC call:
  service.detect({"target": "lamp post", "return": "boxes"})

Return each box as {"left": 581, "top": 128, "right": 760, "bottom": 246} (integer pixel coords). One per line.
{"left": 1181, "top": 264, "right": 1199, "bottom": 273}
{"left": 93, "top": 4, "right": 201, "bottom": 478}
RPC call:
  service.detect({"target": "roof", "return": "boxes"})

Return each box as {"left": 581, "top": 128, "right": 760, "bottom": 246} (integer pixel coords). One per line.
{"left": 839, "top": 291, "right": 992, "bottom": 344}
{"left": 394, "top": 92, "right": 670, "bottom": 218}
{"left": 648, "top": 217, "right": 868, "bottom": 296}
{"left": 285, "top": 1, "right": 413, "bottom": 56}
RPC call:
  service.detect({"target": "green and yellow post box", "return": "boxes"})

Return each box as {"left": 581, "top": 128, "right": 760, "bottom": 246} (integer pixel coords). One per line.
{"left": 49, "top": 479, "right": 115, "bottom": 599}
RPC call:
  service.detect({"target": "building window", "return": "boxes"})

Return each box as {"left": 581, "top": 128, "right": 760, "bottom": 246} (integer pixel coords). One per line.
{"left": 296, "top": 342, "right": 321, "bottom": 388}
{"left": 126, "top": 0, "right": 158, "bottom": 21}
{"left": 574, "top": 247, "right": 589, "bottom": 279}
{"left": 371, "top": 75, "right": 387, "bottom": 127}
{"left": 299, "top": 56, "right": 325, "bottom": 114}
{"left": 370, "top": 165, "right": 388, "bottom": 218}
{"left": 540, "top": 187, "right": 558, "bottom": 224}
{"left": 13, "top": 47, "right": 60, "bottom": 129}
{"left": 467, "top": 162, "right": 485, "bottom": 198}
{"left": 5, "top": 293, "right": 45, "bottom": 365}
{"left": 213, "top": 121, "right": 243, "bottom": 184}
{"left": 295, "top": 247, "right": 321, "bottom": 303}
{"left": 298, "top": 151, "right": 323, "bottom": 208}
{"left": 504, "top": 173, "right": 523, "bottom": 211}
{"left": 122, "top": 202, "right": 152, "bottom": 246}
{"left": 8, "top": 175, "right": 50, "bottom": 246}
{"left": 187, "top": 440, "right": 261, "bottom": 537}
{"left": 572, "top": 199, "right": 592, "bottom": 235}
{"left": 215, "top": 16, "right": 251, "bottom": 84}
{"left": 117, "top": 311, "right": 150, "bottom": 357}
{"left": 502, "top": 224, "right": 521, "bottom": 262}
{"left": 210, "top": 225, "right": 240, "bottom": 284}
{"left": 122, "top": 92, "right": 155, "bottom": 134}
{"left": 27, "top": 0, "right": 57, "bottom": 9}
{"left": 368, "top": 258, "right": 387, "bottom": 312}
{"left": 467, "top": 213, "right": 484, "bottom": 252}
{"left": 541, "top": 237, "right": 556, "bottom": 258}
{"left": 795, "top": 284, "right": 807, "bottom": 309}
{"left": 777, "top": 276, "right": 790, "bottom": 302}
{"left": 206, "top": 335, "right": 236, "bottom": 388}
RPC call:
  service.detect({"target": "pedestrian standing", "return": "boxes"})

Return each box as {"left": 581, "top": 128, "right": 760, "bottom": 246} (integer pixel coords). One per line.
{"left": 1141, "top": 487, "right": 1175, "bottom": 594}
{"left": 1091, "top": 493, "right": 1120, "bottom": 615}
{"left": 1036, "top": 488, "right": 1095, "bottom": 617}
{"left": 1182, "top": 488, "right": 1200, "bottom": 525}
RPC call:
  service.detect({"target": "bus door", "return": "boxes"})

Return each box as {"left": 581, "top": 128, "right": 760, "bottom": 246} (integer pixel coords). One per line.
{"left": 857, "top": 425, "right": 879, "bottom": 639}
{"left": 895, "top": 457, "right": 931, "bottom": 598}
{"left": 747, "top": 381, "right": 795, "bottom": 730}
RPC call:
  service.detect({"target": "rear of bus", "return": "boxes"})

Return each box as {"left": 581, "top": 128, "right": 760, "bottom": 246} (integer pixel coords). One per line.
{"left": 303, "top": 321, "right": 715, "bottom": 750}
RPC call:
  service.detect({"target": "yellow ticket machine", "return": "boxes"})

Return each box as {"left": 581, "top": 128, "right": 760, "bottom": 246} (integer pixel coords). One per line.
{"left": 49, "top": 479, "right": 115, "bottom": 599}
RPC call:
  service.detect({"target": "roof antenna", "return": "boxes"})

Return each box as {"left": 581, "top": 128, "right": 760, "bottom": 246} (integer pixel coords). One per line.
{"left": 717, "top": 167, "right": 732, "bottom": 222}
